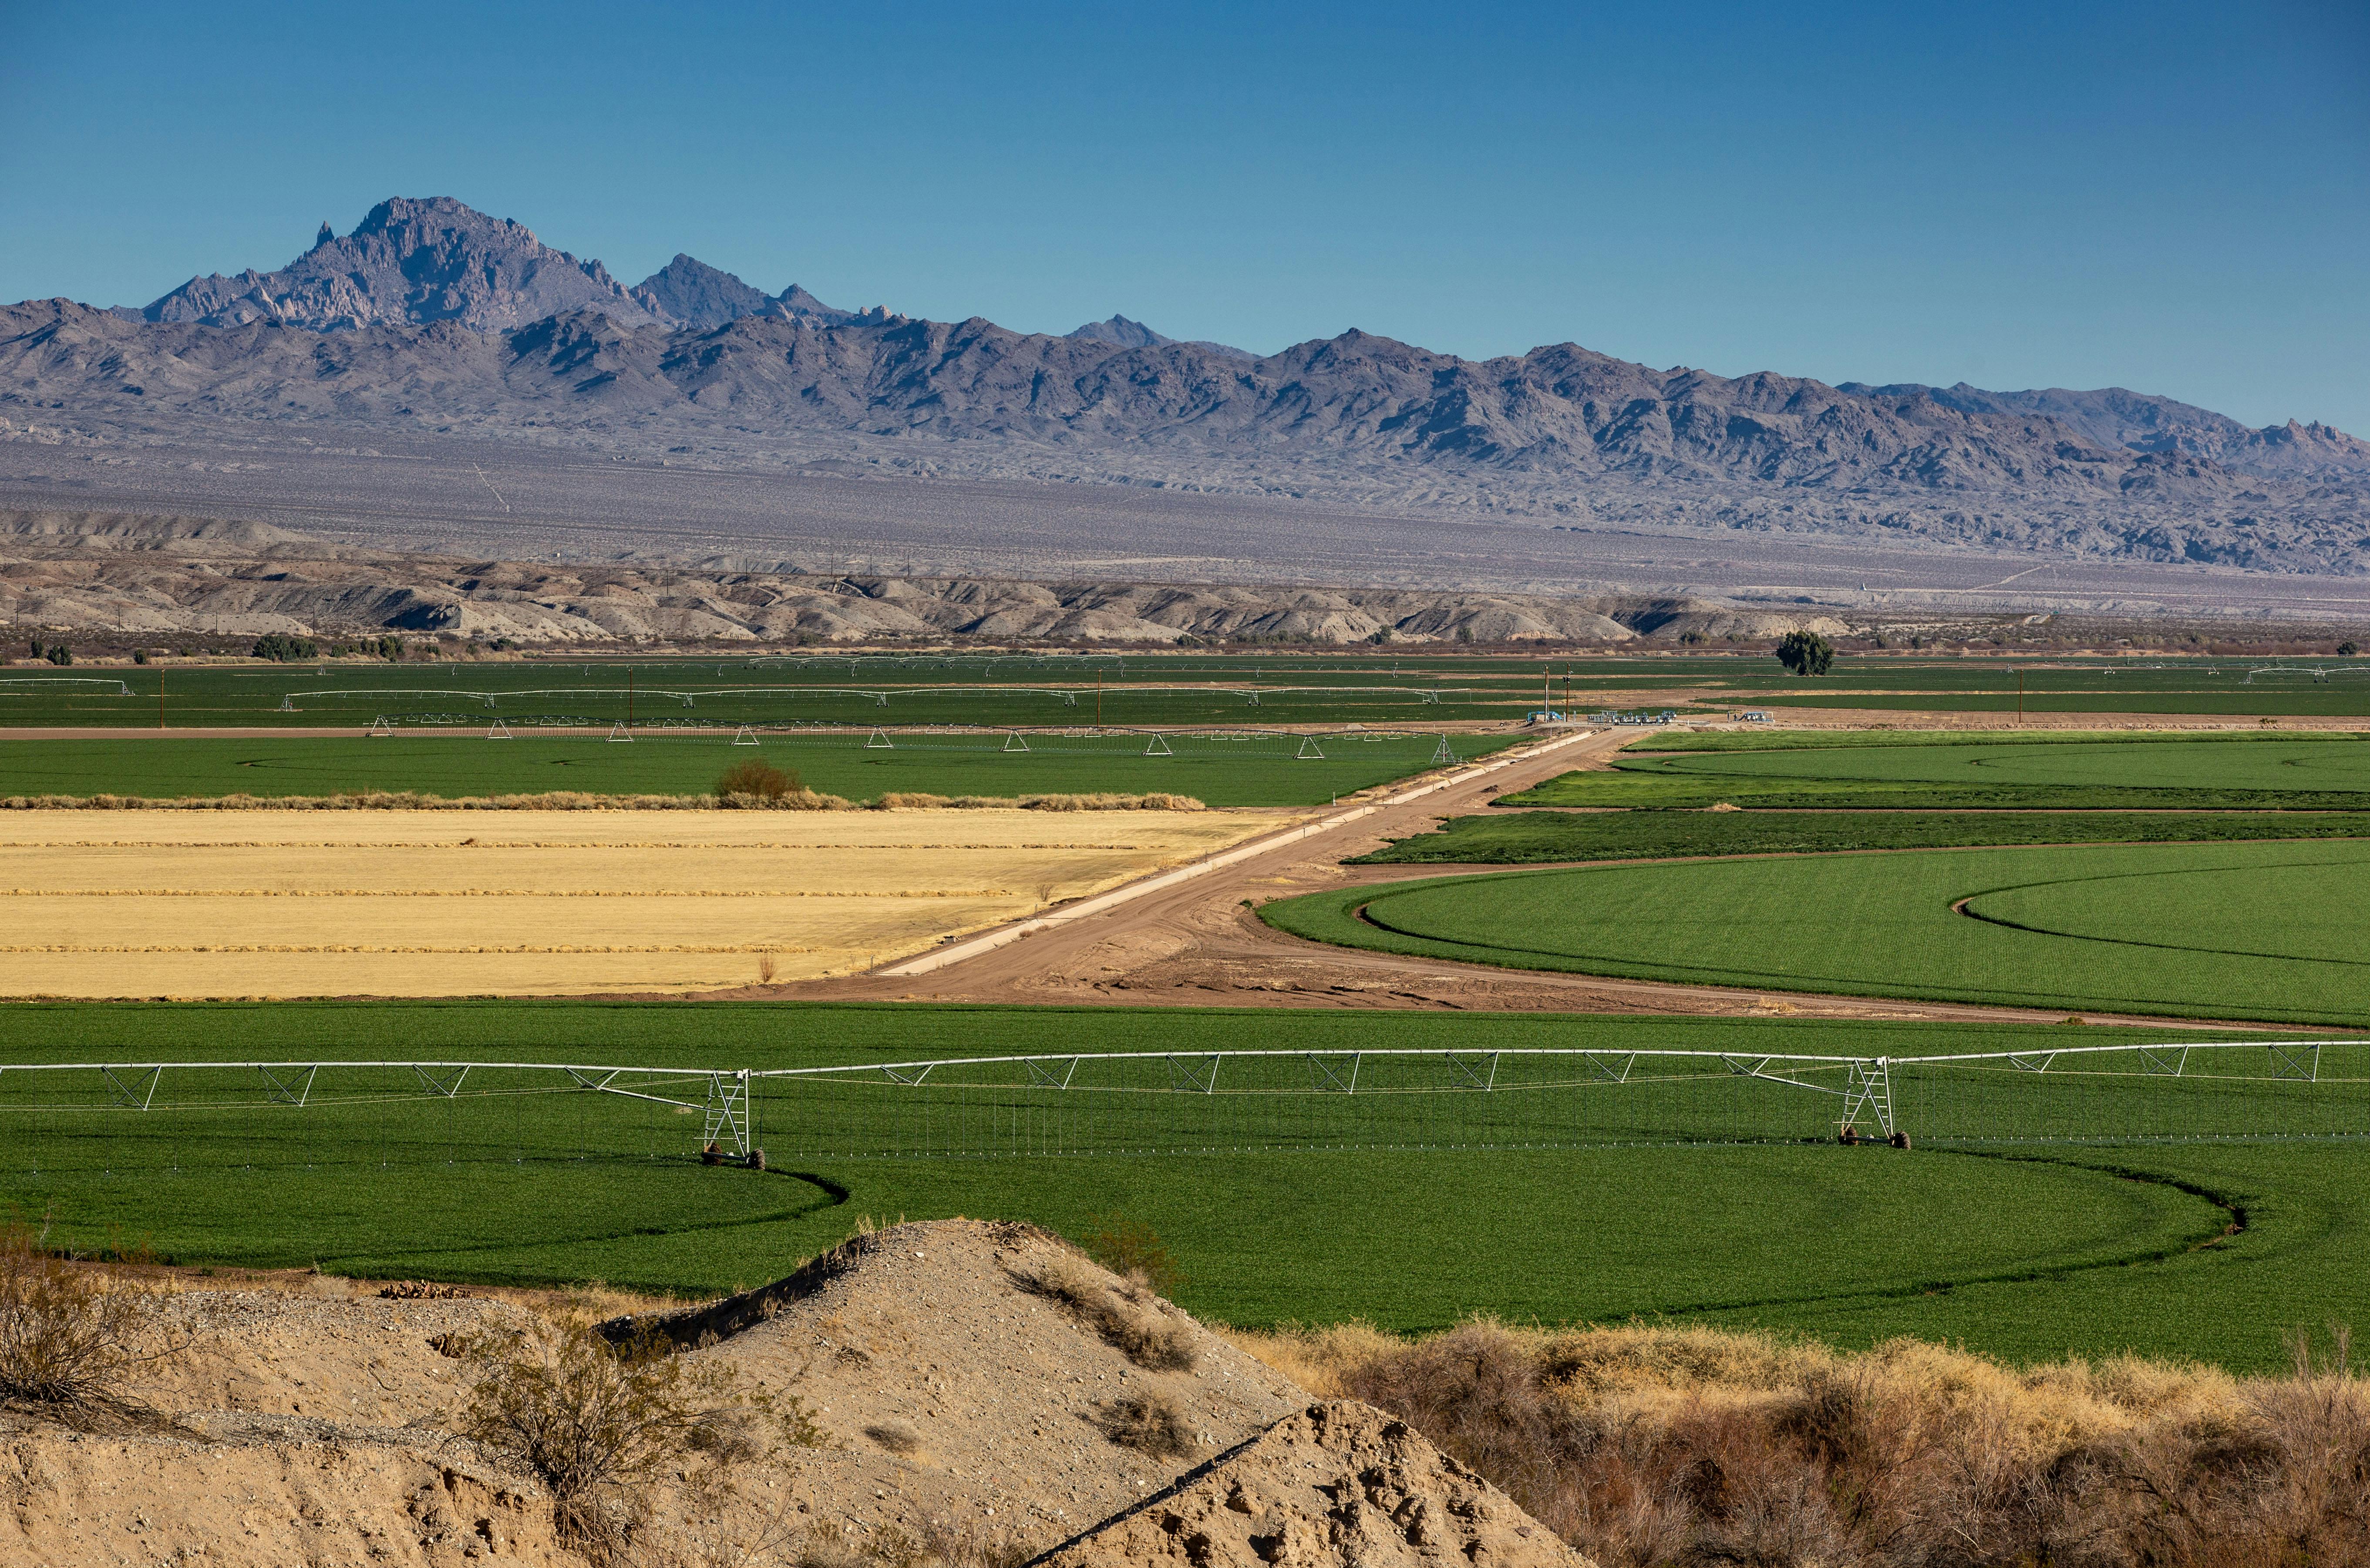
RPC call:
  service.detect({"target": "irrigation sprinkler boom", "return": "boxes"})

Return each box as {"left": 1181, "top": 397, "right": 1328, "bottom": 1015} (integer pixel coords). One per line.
{"left": 2, "top": 1043, "right": 2359, "bottom": 1169}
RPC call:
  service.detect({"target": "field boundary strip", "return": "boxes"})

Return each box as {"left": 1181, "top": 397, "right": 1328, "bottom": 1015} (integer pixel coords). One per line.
{"left": 878, "top": 727, "right": 1602, "bottom": 976}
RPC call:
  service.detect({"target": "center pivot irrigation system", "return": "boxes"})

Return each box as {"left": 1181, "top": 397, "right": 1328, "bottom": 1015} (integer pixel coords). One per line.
{"left": 278, "top": 683, "right": 1456, "bottom": 714}
{"left": 1, "top": 1042, "right": 2363, "bottom": 1176}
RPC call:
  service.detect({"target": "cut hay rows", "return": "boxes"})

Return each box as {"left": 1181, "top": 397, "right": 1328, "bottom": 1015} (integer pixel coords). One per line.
{"left": 0, "top": 808, "right": 1289, "bottom": 999}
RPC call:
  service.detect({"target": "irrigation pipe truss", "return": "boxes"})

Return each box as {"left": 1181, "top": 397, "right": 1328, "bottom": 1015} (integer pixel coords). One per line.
{"left": 3, "top": 1041, "right": 2355, "bottom": 1150}
{"left": 878, "top": 723, "right": 1604, "bottom": 976}
{"left": 275, "top": 684, "right": 1463, "bottom": 711}
{"left": 0, "top": 678, "right": 133, "bottom": 695}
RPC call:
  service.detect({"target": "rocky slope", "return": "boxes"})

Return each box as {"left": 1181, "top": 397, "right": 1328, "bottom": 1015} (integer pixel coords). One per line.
{"left": 0, "top": 509, "right": 1845, "bottom": 644}
{"left": 1841, "top": 380, "right": 2370, "bottom": 479}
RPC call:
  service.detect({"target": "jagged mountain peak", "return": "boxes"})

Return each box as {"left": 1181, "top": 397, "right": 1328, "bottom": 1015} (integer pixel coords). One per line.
{"left": 1067, "top": 313, "right": 1257, "bottom": 362}
{"left": 630, "top": 254, "right": 773, "bottom": 330}
{"left": 1068, "top": 314, "right": 1170, "bottom": 349}
{"left": 774, "top": 283, "right": 854, "bottom": 325}
{"left": 143, "top": 196, "right": 660, "bottom": 333}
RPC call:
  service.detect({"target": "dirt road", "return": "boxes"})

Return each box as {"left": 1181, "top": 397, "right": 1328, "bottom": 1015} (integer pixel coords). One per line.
{"left": 760, "top": 727, "right": 2272, "bottom": 1030}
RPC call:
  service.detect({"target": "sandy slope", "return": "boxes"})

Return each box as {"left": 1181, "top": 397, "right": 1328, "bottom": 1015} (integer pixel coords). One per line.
{"left": 4, "top": 1222, "right": 1569, "bottom": 1568}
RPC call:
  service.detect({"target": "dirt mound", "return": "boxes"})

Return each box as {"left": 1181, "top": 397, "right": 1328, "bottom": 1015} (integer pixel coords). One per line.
{"left": 1039, "top": 1400, "right": 1593, "bottom": 1568}
{"left": 2, "top": 1222, "right": 1311, "bottom": 1566}
{"left": 616, "top": 1219, "right": 1307, "bottom": 1543}
{"left": 0, "top": 1282, "right": 565, "bottom": 1568}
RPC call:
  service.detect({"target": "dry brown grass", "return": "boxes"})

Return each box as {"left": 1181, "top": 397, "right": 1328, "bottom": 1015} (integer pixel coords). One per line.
{"left": 0, "top": 807, "right": 1279, "bottom": 995}
{"left": 788, "top": 1516, "right": 1033, "bottom": 1568}
{"left": 1231, "top": 1319, "right": 2370, "bottom": 1568}
{"left": 1023, "top": 1250, "right": 1198, "bottom": 1373}
{"left": 1092, "top": 1385, "right": 1197, "bottom": 1457}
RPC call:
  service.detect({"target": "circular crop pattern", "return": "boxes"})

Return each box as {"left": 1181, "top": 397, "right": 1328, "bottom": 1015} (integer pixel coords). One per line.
{"left": 1267, "top": 841, "right": 2370, "bottom": 1024}
{"left": 1963, "top": 860, "right": 2370, "bottom": 967}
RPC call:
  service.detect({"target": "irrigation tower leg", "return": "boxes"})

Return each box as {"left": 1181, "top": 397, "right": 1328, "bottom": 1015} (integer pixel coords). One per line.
{"left": 1840, "top": 1058, "right": 1895, "bottom": 1142}
{"left": 704, "top": 1070, "right": 753, "bottom": 1156}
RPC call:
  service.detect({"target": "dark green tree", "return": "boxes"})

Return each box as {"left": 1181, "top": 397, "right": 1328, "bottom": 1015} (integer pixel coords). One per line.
{"left": 1774, "top": 629, "right": 1835, "bottom": 676}
{"left": 43, "top": 643, "right": 71, "bottom": 667}
{"left": 250, "top": 633, "right": 319, "bottom": 663}
{"left": 2341, "top": 641, "right": 2360, "bottom": 657}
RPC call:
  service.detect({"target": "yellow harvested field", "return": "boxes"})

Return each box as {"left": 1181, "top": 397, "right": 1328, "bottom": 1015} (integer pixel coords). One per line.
{"left": 0, "top": 808, "right": 1299, "bottom": 998}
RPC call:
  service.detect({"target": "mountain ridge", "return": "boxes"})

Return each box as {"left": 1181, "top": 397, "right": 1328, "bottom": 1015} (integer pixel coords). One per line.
{"left": 1838, "top": 380, "right": 2370, "bottom": 480}
{"left": 116, "top": 198, "right": 2362, "bottom": 475}
{"left": 8, "top": 197, "right": 2366, "bottom": 578}
{"left": 1067, "top": 313, "right": 1256, "bottom": 361}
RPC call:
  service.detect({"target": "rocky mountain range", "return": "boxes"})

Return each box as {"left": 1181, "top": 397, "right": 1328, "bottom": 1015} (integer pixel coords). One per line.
{"left": 10, "top": 196, "right": 2367, "bottom": 579}
{"left": 1067, "top": 313, "right": 1255, "bottom": 360}
{"left": 1838, "top": 380, "right": 2370, "bottom": 480}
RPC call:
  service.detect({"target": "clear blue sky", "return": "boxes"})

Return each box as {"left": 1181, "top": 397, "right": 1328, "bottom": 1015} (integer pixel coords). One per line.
{"left": 4, "top": 0, "right": 2366, "bottom": 432}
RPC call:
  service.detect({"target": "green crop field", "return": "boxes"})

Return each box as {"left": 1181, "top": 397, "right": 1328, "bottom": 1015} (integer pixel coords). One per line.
{"left": 1268, "top": 840, "right": 2370, "bottom": 1026}
{"left": 15, "top": 650, "right": 2363, "bottom": 732}
{"left": 0, "top": 731, "right": 1514, "bottom": 808}
{"left": 1505, "top": 733, "right": 2370, "bottom": 811}
{"left": 0, "top": 653, "right": 1566, "bottom": 730}
{"left": 1352, "top": 809, "right": 2370, "bottom": 864}
{"left": 1617, "top": 735, "right": 2370, "bottom": 791}
{"left": 1, "top": 1001, "right": 2365, "bottom": 1371}
{"left": 1643, "top": 728, "right": 2358, "bottom": 753}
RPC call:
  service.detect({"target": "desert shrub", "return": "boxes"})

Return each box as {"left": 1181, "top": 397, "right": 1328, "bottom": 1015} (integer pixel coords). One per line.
{"left": 1238, "top": 1317, "right": 2370, "bottom": 1568}
{"left": 0, "top": 1217, "right": 181, "bottom": 1427}
{"left": 1338, "top": 1322, "right": 1595, "bottom": 1531}
{"left": 865, "top": 1420, "right": 922, "bottom": 1455}
{"left": 1024, "top": 1248, "right": 1196, "bottom": 1371}
{"left": 1081, "top": 1215, "right": 1184, "bottom": 1296}
{"left": 716, "top": 759, "right": 801, "bottom": 801}
{"left": 457, "top": 1316, "right": 812, "bottom": 1558}
{"left": 1094, "top": 1385, "right": 1196, "bottom": 1457}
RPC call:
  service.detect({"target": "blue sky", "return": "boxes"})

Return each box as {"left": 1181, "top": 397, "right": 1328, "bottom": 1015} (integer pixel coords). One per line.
{"left": 4, "top": 0, "right": 2366, "bottom": 432}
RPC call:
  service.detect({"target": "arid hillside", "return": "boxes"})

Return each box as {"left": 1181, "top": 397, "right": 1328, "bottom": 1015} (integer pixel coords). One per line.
{"left": 0, "top": 509, "right": 1844, "bottom": 646}
{"left": 9, "top": 1218, "right": 2366, "bottom": 1568}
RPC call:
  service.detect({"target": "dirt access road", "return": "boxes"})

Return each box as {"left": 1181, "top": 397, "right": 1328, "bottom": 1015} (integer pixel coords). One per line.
{"left": 764, "top": 726, "right": 2255, "bottom": 1029}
